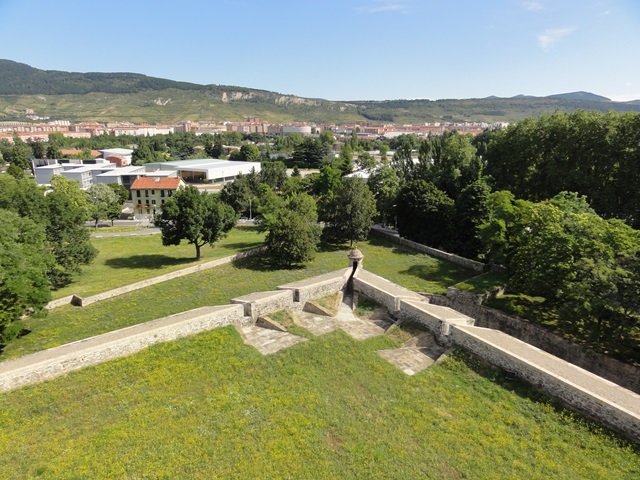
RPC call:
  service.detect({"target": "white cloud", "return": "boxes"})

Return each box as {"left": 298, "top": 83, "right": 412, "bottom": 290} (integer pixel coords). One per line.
{"left": 523, "top": 2, "right": 544, "bottom": 11}
{"left": 357, "top": 1, "right": 410, "bottom": 14}
{"left": 537, "top": 27, "right": 576, "bottom": 50}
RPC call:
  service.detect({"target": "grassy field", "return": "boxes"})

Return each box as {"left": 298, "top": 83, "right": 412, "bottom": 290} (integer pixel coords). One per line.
{"left": 2, "top": 234, "right": 473, "bottom": 360}
{"left": 1, "top": 231, "right": 639, "bottom": 477}
{"left": 52, "top": 225, "right": 266, "bottom": 299}
{"left": 0, "top": 327, "right": 637, "bottom": 479}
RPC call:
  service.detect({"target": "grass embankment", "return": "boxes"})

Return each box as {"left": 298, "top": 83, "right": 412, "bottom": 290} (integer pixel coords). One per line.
{"left": 2, "top": 234, "right": 472, "bottom": 360}
{"left": 52, "top": 225, "right": 266, "bottom": 300}
{"left": 0, "top": 328, "right": 637, "bottom": 478}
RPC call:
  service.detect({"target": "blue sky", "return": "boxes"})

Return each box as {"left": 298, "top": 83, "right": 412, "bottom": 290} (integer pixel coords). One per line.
{"left": 1, "top": 0, "right": 638, "bottom": 101}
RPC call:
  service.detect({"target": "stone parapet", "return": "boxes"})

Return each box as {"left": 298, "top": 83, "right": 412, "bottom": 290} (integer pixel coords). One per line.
{"left": 450, "top": 325, "right": 640, "bottom": 443}
{"left": 231, "top": 290, "right": 294, "bottom": 321}
{"left": 353, "top": 269, "right": 423, "bottom": 314}
{"left": 0, "top": 305, "right": 246, "bottom": 393}
{"left": 278, "top": 268, "right": 350, "bottom": 307}
{"left": 47, "top": 246, "right": 266, "bottom": 309}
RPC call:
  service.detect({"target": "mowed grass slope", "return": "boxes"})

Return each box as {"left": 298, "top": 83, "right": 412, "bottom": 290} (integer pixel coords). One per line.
{"left": 0, "top": 328, "right": 637, "bottom": 478}
{"left": 2, "top": 234, "right": 472, "bottom": 360}
{"left": 52, "top": 225, "right": 266, "bottom": 300}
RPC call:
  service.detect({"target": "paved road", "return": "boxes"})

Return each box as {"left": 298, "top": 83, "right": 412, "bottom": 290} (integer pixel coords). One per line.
{"left": 91, "top": 228, "right": 160, "bottom": 238}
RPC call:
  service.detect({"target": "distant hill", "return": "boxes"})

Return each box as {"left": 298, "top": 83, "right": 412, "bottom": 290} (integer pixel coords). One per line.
{"left": 0, "top": 59, "right": 205, "bottom": 95}
{"left": 546, "top": 91, "right": 611, "bottom": 102}
{"left": 1, "top": 60, "right": 639, "bottom": 124}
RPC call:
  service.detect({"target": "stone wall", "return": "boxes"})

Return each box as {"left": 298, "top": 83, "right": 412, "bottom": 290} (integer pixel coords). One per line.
{"left": 51, "top": 247, "right": 266, "bottom": 309}
{"left": 231, "top": 290, "right": 294, "bottom": 321}
{"left": 278, "top": 268, "right": 351, "bottom": 307}
{"left": 371, "top": 228, "right": 486, "bottom": 273}
{"left": 0, "top": 305, "right": 246, "bottom": 393}
{"left": 352, "top": 269, "right": 423, "bottom": 314}
{"left": 450, "top": 325, "right": 640, "bottom": 443}
{"left": 437, "top": 288, "right": 640, "bottom": 394}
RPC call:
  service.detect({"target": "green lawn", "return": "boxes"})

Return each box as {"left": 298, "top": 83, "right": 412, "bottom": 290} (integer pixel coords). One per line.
{"left": 2, "top": 236, "right": 472, "bottom": 361}
{"left": 52, "top": 225, "right": 266, "bottom": 299}
{"left": 0, "top": 328, "right": 637, "bottom": 479}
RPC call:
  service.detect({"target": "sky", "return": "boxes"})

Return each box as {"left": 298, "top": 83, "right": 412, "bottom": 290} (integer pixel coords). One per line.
{"left": 0, "top": 0, "right": 639, "bottom": 102}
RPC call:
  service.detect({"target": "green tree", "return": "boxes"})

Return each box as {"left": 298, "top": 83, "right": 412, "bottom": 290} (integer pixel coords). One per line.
{"left": 319, "top": 129, "right": 335, "bottom": 147}
{"left": 312, "top": 164, "right": 342, "bottom": 197}
{"left": 379, "top": 144, "right": 389, "bottom": 162}
{"left": 27, "top": 139, "right": 45, "bottom": 159}
{"left": 87, "top": 183, "right": 119, "bottom": 228}
{"left": 320, "top": 177, "right": 376, "bottom": 246}
{"left": 396, "top": 180, "right": 454, "bottom": 249}
{"left": 367, "top": 161, "right": 400, "bottom": 226}
{"left": 292, "top": 138, "right": 328, "bottom": 168}
{"left": 155, "top": 186, "right": 237, "bottom": 259}
{"left": 478, "top": 190, "right": 531, "bottom": 265}
{"left": 452, "top": 180, "right": 492, "bottom": 259}
{"left": 0, "top": 210, "right": 52, "bottom": 342}
{"left": 46, "top": 142, "right": 62, "bottom": 160}
{"left": 336, "top": 143, "right": 354, "bottom": 173}
{"left": 45, "top": 184, "right": 97, "bottom": 287}
{"left": 260, "top": 161, "right": 288, "bottom": 191}
{"left": 107, "top": 182, "right": 130, "bottom": 204}
{"left": 205, "top": 136, "right": 225, "bottom": 158}
{"left": 4, "top": 135, "right": 32, "bottom": 170}
{"left": 220, "top": 172, "right": 260, "bottom": 216}
{"left": 263, "top": 193, "right": 322, "bottom": 265}
{"left": 238, "top": 144, "right": 261, "bottom": 162}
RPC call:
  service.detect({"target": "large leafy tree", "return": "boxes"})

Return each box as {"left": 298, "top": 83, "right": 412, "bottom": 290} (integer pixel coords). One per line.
{"left": 292, "top": 137, "right": 329, "bottom": 168}
{"left": 0, "top": 174, "right": 95, "bottom": 288}
{"left": 87, "top": 183, "right": 119, "bottom": 228}
{"left": 396, "top": 180, "right": 454, "bottom": 250}
{"left": 262, "top": 193, "right": 322, "bottom": 265}
{"left": 4, "top": 135, "right": 32, "bottom": 171}
{"left": 155, "top": 186, "right": 237, "bottom": 259}
{"left": 260, "top": 161, "right": 288, "bottom": 191}
{"left": 367, "top": 161, "right": 400, "bottom": 226}
{"left": 452, "top": 179, "right": 491, "bottom": 259}
{"left": 0, "top": 210, "right": 52, "bottom": 342}
{"left": 45, "top": 183, "right": 97, "bottom": 287}
{"left": 320, "top": 177, "right": 377, "bottom": 246}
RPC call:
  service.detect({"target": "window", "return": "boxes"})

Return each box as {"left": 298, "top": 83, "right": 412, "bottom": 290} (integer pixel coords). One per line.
{"left": 136, "top": 190, "right": 141, "bottom": 198}
{"left": 145, "top": 190, "right": 149, "bottom": 197}
{"left": 161, "top": 190, "right": 165, "bottom": 198}
{"left": 138, "top": 208, "right": 142, "bottom": 214}
{"left": 138, "top": 199, "right": 141, "bottom": 205}
{"left": 168, "top": 190, "right": 173, "bottom": 197}
{"left": 152, "top": 199, "right": 156, "bottom": 205}
{"left": 151, "top": 190, "right": 155, "bottom": 195}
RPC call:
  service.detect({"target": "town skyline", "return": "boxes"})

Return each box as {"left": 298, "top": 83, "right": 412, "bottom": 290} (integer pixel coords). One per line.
{"left": 1, "top": 0, "right": 638, "bottom": 102}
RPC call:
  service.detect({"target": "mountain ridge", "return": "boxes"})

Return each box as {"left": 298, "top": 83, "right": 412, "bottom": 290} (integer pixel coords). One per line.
{"left": 1, "top": 59, "right": 639, "bottom": 124}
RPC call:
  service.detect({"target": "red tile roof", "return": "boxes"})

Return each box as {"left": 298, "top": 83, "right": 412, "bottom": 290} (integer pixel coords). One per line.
{"left": 130, "top": 177, "right": 184, "bottom": 190}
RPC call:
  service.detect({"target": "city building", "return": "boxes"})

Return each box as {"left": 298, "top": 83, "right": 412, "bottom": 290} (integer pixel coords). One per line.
{"left": 130, "top": 177, "right": 186, "bottom": 217}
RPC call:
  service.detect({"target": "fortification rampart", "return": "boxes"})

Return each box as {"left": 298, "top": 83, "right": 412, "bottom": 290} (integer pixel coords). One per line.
{"left": 47, "top": 247, "right": 266, "bottom": 309}
{"left": 450, "top": 325, "right": 640, "bottom": 442}
{"left": 351, "top": 272, "right": 640, "bottom": 443}
{"left": 430, "top": 288, "right": 640, "bottom": 394}
{"left": 278, "top": 268, "right": 351, "bottom": 307}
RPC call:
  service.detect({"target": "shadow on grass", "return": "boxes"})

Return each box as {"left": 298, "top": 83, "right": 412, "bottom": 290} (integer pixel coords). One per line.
{"left": 367, "top": 231, "right": 430, "bottom": 256}
{"left": 232, "top": 253, "right": 305, "bottom": 272}
{"left": 221, "top": 241, "right": 264, "bottom": 251}
{"left": 105, "top": 254, "right": 196, "bottom": 270}
{"left": 398, "top": 264, "right": 472, "bottom": 286}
